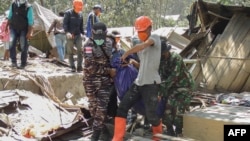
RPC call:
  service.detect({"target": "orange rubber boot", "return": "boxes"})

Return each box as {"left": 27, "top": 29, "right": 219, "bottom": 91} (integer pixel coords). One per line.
{"left": 152, "top": 121, "right": 163, "bottom": 141}
{"left": 112, "top": 117, "right": 126, "bottom": 141}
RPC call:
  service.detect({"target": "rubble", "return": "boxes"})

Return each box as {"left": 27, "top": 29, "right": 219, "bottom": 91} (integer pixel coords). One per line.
{"left": 0, "top": 58, "right": 85, "bottom": 105}
{"left": 0, "top": 89, "right": 86, "bottom": 140}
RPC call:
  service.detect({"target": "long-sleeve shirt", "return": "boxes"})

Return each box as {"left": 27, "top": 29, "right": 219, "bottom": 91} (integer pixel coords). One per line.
{"left": 86, "top": 12, "right": 99, "bottom": 38}
{"left": 63, "top": 9, "right": 84, "bottom": 36}
{"left": 83, "top": 38, "right": 113, "bottom": 78}
{"left": 48, "top": 17, "right": 65, "bottom": 34}
{"left": 159, "top": 52, "right": 195, "bottom": 93}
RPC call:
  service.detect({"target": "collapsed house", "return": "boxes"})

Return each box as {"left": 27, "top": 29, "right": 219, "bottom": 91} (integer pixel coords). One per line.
{"left": 0, "top": 2, "right": 91, "bottom": 140}
{"left": 182, "top": 0, "right": 250, "bottom": 92}
{"left": 178, "top": 0, "right": 250, "bottom": 141}
{"left": 1, "top": 0, "right": 250, "bottom": 140}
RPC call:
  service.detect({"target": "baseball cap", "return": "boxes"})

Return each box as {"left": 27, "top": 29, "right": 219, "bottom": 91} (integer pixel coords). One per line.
{"left": 92, "top": 22, "right": 107, "bottom": 40}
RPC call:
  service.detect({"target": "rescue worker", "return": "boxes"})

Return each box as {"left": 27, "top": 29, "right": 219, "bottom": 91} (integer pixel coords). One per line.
{"left": 63, "top": 0, "right": 84, "bottom": 72}
{"left": 159, "top": 42, "right": 195, "bottom": 136}
{"left": 7, "top": 0, "right": 34, "bottom": 69}
{"left": 112, "top": 16, "right": 162, "bottom": 141}
{"left": 86, "top": 4, "right": 102, "bottom": 38}
{"left": 106, "top": 30, "right": 123, "bottom": 118}
{"left": 83, "top": 22, "right": 116, "bottom": 141}
{"left": 47, "top": 11, "right": 66, "bottom": 62}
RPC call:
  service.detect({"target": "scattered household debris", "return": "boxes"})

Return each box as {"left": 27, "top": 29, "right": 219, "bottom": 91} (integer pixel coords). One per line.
{"left": 0, "top": 90, "right": 89, "bottom": 141}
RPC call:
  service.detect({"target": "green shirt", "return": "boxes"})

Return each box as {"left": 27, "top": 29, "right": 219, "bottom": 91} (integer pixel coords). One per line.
{"left": 159, "top": 52, "right": 195, "bottom": 92}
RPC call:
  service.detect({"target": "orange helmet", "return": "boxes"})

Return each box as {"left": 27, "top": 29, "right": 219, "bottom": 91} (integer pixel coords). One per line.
{"left": 134, "top": 16, "right": 152, "bottom": 32}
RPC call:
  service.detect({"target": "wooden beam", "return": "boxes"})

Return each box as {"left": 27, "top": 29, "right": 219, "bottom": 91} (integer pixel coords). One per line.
{"left": 154, "top": 134, "right": 197, "bottom": 141}
{"left": 208, "top": 11, "right": 230, "bottom": 20}
{"left": 203, "top": 56, "right": 250, "bottom": 60}
{"left": 184, "top": 59, "right": 200, "bottom": 64}
{"left": 197, "top": 0, "right": 209, "bottom": 32}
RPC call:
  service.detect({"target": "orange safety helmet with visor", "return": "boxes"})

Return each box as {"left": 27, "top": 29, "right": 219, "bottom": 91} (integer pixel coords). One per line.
{"left": 134, "top": 16, "right": 152, "bottom": 42}
{"left": 73, "top": 0, "right": 83, "bottom": 13}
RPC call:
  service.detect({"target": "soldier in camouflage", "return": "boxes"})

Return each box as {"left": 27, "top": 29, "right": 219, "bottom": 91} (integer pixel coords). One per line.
{"left": 159, "top": 41, "right": 195, "bottom": 136}
{"left": 83, "top": 22, "right": 116, "bottom": 141}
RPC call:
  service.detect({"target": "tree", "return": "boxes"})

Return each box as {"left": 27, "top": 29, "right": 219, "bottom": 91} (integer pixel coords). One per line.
{"left": 0, "top": 1, "right": 12, "bottom": 15}
{"left": 1, "top": 0, "right": 249, "bottom": 28}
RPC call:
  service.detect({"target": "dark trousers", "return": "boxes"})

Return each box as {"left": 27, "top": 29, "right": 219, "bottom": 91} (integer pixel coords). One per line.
{"left": 116, "top": 83, "right": 161, "bottom": 126}
{"left": 9, "top": 28, "right": 28, "bottom": 65}
{"left": 107, "top": 85, "right": 118, "bottom": 117}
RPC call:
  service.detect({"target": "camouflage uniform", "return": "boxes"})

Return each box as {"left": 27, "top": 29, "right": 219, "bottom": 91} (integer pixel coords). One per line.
{"left": 159, "top": 52, "right": 195, "bottom": 135}
{"left": 83, "top": 37, "right": 113, "bottom": 131}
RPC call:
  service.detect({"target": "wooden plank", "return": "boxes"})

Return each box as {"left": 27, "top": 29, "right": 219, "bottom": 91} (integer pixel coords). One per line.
{"left": 154, "top": 134, "right": 197, "bottom": 141}
{"left": 241, "top": 74, "right": 250, "bottom": 91}
{"left": 167, "top": 30, "right": 190, "bottom": 49}
{"left": 183, "top": 104, "right": 250, "bottom": 141}
{"left": 228, "top": 40, "right": 250, "bottom": 92}
{"left": 215, "top": 13, "right": 250, "bottom": 90}
{"left": 189, "top": 63, "right": 200, "bottom": 83}
{"left": 233, "top": 59, "right": 250, "bottom": 91}
{"left": 203, "top": 13, "right": 246, "bottom": 89}
{"left": 200, "top": 35, "right": 222, "bottom": 89}
{"left": 205, "top": 18, "right": 241, "bottom": 89}
{"left": 191, "top": 31, "right": 215, "bottom": 88}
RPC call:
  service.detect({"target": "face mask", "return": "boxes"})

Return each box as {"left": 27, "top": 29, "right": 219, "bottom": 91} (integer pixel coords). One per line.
{"left": 138, "top": 32, "right": 148, "bottom": 42}
{"left": 94, "top": 39, "right": 105, "bottom": 46}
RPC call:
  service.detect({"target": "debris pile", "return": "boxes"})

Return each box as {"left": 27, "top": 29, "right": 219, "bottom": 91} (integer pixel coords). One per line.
{"left": 0, "top": 90, "right": 84, "bottom": 140}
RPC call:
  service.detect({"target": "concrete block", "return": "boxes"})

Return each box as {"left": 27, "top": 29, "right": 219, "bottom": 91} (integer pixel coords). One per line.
{"left": 183, "top": 104, "right": 250, "bottom": 141}
{"left": 0, "top": 60, "right": 85, "bottom": 104}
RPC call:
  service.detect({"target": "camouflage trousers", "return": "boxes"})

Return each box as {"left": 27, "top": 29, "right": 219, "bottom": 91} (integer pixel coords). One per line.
{"left": 162, "top": 88, "right": 192, "bottom": 135}
{"left": 83, "top": 76, "right": 112, "bottom": 130}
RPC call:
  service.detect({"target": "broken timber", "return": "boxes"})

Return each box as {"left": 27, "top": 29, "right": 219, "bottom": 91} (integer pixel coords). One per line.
{"left": 154, "top": 134, "right": 197, "bottom": 141}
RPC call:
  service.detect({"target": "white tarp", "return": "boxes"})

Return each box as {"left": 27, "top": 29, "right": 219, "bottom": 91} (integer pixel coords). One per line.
{"left": 32, "top": 1, "right": 58, "bottom": 48}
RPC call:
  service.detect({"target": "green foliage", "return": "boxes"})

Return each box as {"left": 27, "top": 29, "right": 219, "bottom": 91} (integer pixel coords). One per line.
{"left": 0, "top": 1, "right": 12, "bottom": 15}
{"left": 1, "top": 0, "right": 249, "bottom": 28}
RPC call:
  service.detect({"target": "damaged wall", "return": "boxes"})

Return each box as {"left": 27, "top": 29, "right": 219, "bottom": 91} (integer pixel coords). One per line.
{"left": 183, "top": 0, "right": 250, "bottom": 93}
{"left": 201, "top": 13, "right": 250, "bottom": 92}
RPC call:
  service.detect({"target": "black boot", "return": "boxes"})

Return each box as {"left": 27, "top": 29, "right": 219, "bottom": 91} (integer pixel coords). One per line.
{"left": 166, "top": 124, "right": 176, "bottom": 136}
{"left": 91, "top": 130, "right": 101, "bottom": 141}
{"left": 99, "top": 124, "right": 112, "bottom": 141}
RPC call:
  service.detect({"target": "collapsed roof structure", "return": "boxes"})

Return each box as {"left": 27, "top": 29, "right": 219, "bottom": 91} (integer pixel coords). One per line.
{"left": 181, "top": 0, "right": 250, "bottom": 92}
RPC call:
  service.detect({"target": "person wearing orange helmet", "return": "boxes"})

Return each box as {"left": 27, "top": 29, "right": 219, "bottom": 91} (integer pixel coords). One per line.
{"left": 112, "top": 16, "right": 162, "bottom": 141}
{"left": 63, "top": 0, "right": 84, "bottom": 72}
